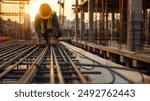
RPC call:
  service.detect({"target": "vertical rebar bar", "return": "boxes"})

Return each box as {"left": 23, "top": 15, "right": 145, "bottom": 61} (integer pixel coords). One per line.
{"left": 50, "top": 46, "right": 55, "bottom": 84}
{"left": 52, "top": 46, "right": 64, "bottom": 84}
{"left": 60, "top": 45, "right": 87, "bottom": 84}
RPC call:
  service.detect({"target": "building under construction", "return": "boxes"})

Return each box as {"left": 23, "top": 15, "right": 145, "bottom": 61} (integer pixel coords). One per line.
{"left": 0, "top": 0, "right": 150, "bottom": 84}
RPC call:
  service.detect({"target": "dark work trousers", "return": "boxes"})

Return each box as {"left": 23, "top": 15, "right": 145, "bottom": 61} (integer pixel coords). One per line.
{"left": 42, "top": 19, "right": 53, "bottom": 44}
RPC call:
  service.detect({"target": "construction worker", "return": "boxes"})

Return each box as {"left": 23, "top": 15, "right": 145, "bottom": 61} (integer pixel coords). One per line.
{"left": 34, "top": 3, "right": 62, "bottom": 44}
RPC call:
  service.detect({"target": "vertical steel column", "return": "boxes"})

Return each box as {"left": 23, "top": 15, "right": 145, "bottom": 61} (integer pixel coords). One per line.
{"left": 58, "top": 0, "right": 65, "bottom": 28}
{"left": 119, "top": 0, "right": 123, "bottom": 49}
{"left": 58, "top": 0, "right": 61, "bottom": 21}
{"left": 62, "top": 0, "right": 65, "bottom": 29}
{"left": 111, "top": 12, "right": 115, "bottom": 43}
{"left": 23, "top": 1, "right": 25, "bottom": 40}
{"left": 144, "top": 9, "right": 147, "bottom": 44}
{"left": 94, "top": 0, "right": 98, "bottom": 43}
{"left": 80, "top": 5, "right": 84, "bottom": 41}
{"left": 75, "top": 0, "right": 79, "bottom": 40}
{"left": 122, "top": 0, "right": 127, "bottom": 44}
{"left": 19, "top": 1, "right": 22, "bottom": 40}
{"left": 148, "top": 9, "right": 150, "bottom": 44}
{"left": 144, "top": 9, "right": 150, "bottom": 44}
{"left": 127, "top": 0, "right": 143, "bottom": 52}
{"left": 88, "top": 0, "right": 94, "bottom": 42}
{"left": 105, "top": 0, "right": 108, "bottom": 42}
{"left": 101, "top": 0, "right": 105, "bottom": 42}
{"left": 98, "top": 3, "right": 101, "bottom": 44}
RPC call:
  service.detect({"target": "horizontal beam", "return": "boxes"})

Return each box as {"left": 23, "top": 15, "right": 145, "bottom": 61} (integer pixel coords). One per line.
{"left": 72, "top": 40, "right": 150, "bottom": 64}
{"left": 0, "top": 12, "right": 28, "bottom": 16}
{"left": 78, "top": 0, "right": 150, "bottom": 12}
{"left": 0, "top": 0, "right": 30, "bottom": 1}
{"left": 0, "top": 1, "right": 29, "bottom": 4}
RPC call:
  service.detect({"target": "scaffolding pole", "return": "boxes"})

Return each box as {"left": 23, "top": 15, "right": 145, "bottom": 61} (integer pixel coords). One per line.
{"left": 75, "top": 0, "right": 78, "bottom": 40}
{"left": 88, "top": 0, "right": 94, "bottom": 42}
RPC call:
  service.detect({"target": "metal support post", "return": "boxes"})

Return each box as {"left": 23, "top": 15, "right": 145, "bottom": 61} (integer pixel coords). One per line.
{"left": 111, "top": 12, "right": 115, "bottom": 44}
{"left": 75, "top": 0, "right": 79, "bottom": 41}
{"left": 94, "top": 0, "right": 98, "bottom": 43}
{"left": 88, "top": 0, "right": 94, "bottom": 42}
{"left": 80, "top": 5, "right": 84, "bottom": 41}
{"left": 127, "top": 0, "right": 143, "bottom": 52}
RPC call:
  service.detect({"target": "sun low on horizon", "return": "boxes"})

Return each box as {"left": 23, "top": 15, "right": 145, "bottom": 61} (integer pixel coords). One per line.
{"left": 29, "top": 0, "right": 59, "bottom": 21}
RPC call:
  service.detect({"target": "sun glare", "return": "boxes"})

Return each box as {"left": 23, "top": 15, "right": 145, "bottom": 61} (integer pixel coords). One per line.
{"left": 30, "top": 0, "right": 41, "bottom": 21}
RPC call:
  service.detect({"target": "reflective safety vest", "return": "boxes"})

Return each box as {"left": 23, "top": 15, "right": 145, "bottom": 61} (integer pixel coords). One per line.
{"left": 41, "top": 11, "right": 56, "bottom": 34}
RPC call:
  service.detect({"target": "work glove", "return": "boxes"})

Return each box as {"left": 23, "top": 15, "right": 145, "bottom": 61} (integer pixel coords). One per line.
{"left": 55, "top": 28, "right": 63, "bottom": 38}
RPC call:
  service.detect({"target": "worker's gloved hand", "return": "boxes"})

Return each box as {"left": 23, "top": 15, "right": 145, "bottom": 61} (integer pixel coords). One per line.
{"left": 52, "top": 28, "right": 62, "bottom": 39}
{"left": 55, "top": 28, "right": 62, "bottom": 38}
{"left": 58, "top": 28, "right": 62, "bottom": 37}
{"left": 35, "top": 28, "right": 41, "bottom": 34}
{"left": 37, "top": 37, "right": 43, "bottom": 44}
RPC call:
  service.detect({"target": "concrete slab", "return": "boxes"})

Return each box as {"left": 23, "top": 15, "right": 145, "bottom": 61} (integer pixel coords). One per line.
{"left": 61, "top": 42, "right": 150, "bottom": 84}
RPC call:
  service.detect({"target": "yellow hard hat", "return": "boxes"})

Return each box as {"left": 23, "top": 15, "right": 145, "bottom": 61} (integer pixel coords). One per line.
{"left": 39, "top": 3, "right": 51, "bottom": 19}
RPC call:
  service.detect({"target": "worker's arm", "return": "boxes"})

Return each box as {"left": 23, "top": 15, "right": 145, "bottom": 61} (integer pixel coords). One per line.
{"left": 34, "top": 14, "right": 41, "bottom": 34}
{"left": 52, "top": 13, "right": 62, "bottom": 38}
